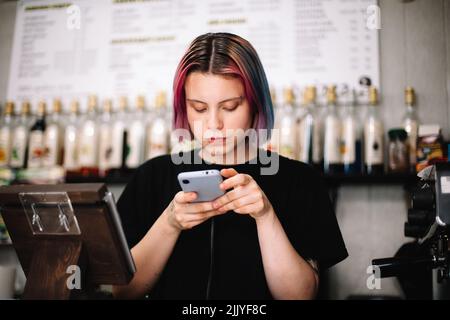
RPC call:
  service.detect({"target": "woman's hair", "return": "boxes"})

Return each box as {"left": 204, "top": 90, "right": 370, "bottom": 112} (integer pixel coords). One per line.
{"left": 173, "top": 32, "right": 274, "bottom": 136}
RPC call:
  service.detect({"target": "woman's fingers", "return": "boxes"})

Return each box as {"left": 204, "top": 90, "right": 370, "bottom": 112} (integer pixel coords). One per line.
{"left": 220, "top": 172, "right": 252, "bottom": 190}
{"left": 212, "top": 186, "right": 245, "bottom": 209}
{"left": 174, "top": 191, "right": 197, "bottom": 204}
{"left": 220, "top": 168, "right": 238, "bottom": 178}
{"left": 184, "top": 200, "right": 215, "bottom": 214}
{"left": 216, "top": 193, "right": 261, "bottom": 213}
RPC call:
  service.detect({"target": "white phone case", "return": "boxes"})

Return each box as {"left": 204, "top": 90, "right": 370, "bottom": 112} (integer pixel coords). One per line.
{"left": 177, "top": 170, "right": 225, "bottom": 202}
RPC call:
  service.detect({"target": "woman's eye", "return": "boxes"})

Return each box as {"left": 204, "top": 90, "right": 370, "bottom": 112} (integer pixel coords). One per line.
{"left": 223, "top": 104, "right": 239, "bottom": 112}
{"left": 194, "top": 108, "right": 207, "bottom": 113}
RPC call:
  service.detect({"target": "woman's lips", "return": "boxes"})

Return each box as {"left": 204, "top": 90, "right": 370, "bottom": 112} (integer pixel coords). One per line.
{"left": 207, "top": 137, "right": 226, "bottom": 144}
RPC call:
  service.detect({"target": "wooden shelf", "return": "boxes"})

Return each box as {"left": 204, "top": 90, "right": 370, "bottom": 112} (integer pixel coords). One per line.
{"left": 0, "top": 240, "right": 13, "bottom": 247}
{"left": 323, "top": 173, "right": 419, "bottom": 187}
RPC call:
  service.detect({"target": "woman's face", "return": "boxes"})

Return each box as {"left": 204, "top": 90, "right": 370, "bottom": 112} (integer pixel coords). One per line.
{"left": 185, "top": 72, "right": 253, "bottom": 157}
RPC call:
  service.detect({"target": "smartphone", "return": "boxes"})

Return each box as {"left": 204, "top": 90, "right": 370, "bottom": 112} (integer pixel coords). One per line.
{"left": 177, "top": 170, "right": 225, "bottom": 203}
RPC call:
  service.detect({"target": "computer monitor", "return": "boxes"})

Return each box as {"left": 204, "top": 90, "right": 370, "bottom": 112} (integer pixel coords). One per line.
{"left": 0, "top": 183, "right": 135, "bottom": 299}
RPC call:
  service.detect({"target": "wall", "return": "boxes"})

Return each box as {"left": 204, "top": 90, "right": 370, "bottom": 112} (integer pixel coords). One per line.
{"left": 1, "top": 0, "right": 449, "bottom": 299}
{"left": 328, "top": 0, "right": 450, "bottom": 299}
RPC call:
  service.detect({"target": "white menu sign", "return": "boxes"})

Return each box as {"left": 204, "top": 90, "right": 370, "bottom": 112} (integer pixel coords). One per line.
{"left": 7, "top": 0, "right": 379, "bottom": 109}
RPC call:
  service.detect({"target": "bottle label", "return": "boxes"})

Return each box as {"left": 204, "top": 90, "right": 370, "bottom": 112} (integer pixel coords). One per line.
{"left": 279, "top": 117, "right": 296, "bottom": 159}
{"left": 146, "top": 120, "right": 168, "bottom": 159}
{"left": 298, "top": 115, "right": 313, "bottom": 163}
{"left": 324, "top": 116, "right": 341, "bottom": 164}
{"left": 126, "top": 121, "right": 144, "bottom": 168}
{"left": 28, "top": 131, "right": 44, "bottom": 168}
{"left": 43, "top": 124, "right": 60, "bottom": 167}
{"left": 342, "top": 117, "right": 356, "bottom": 164}
{"left": 364, "top": 119, "right": 384, "bottom": 165}
{"left": 10, "top": 126, "right": 27, "bottom": 167}
{"left": 63, "top": 126, "right": 78, "bottom": 170}
{"left": 0, "top": 128, "right": 11, "bottom": 166}
{"left": 312, "top": 120, "right": 323, "bottom": 163}
{"left": 78, "top": 121, "right": 97, "bottom": 167}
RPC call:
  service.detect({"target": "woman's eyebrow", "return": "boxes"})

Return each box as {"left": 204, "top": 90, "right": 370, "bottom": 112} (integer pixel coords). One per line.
{"left": 186, "top": 96, "right": 242, "bottom": 105}
{"left": 186, "top": 98, "right": 207, "bottom": 105}
{"left": 219, "top": 96, "right": 242, "bottom": 104}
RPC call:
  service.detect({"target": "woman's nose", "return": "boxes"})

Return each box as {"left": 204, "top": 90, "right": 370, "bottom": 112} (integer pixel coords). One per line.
{"left": 206, "top": 110, "right": 223, "bottom": 130}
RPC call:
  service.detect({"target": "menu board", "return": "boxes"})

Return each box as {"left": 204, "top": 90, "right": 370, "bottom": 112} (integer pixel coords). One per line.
{"left": 7, "top": 0, "right": 379, "bottom": 109}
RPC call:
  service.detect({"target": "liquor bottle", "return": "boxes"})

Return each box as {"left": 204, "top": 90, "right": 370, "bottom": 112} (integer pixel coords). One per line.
{"left": 323, "top": 85, "right": 343, "bottom": 174}
{"left": 298, "top": 86, "right": 314, "bottom": 163}
{"left": 43, "top": 99, "right": 63, "bottom": 167}
{"left": 27, "top": 100, "right": 47, "bottom": 168}
{"left": 10, "top": 101, "right": 31, "bottom": 169}
{"left": 78, "top": 95, "right": 99, "bottom": 177}
{"left": 98, "top": 99, "right": 113, "bottom": 177}
{"left": 364, "top": 86, "right": 384, "bottom": 175}
{"left": 109, "top": 96, "right": 127, "bottom": 171}
{"left": 276, "top": 87, "right": 297, "bottom": 159}
{"left": 402, "top": 86, "right": 419, "bottom": 173}
{"left": 126, "top": 95, "right": 146, "bottom": 168}
{"left": 341, "top": 89, "right": 363, "bottom": 174}
{"left": 0, "top": 102, "right": 14, "bottom": 167}
{"left": 146, "top": 91, "right": 170, "bottom": 160}
{"left": 63, "top": 100, "right": 80, "bottom": 172}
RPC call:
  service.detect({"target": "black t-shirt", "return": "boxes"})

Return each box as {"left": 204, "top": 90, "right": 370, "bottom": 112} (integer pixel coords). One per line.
{"left": 116, "top": 149, "right": 348, "bottom": 299}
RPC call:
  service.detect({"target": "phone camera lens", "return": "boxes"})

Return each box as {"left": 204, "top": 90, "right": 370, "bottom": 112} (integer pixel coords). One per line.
{"left": 206, "top": 171, "right": 209, "bottom": 175}
{"left": 182, "top": 179, "right": 190, "bottom": 184}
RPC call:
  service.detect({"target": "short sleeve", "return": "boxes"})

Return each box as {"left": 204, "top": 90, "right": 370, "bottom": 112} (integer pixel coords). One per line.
{"left": 284, "top": 163, "right": 348, "bottom": 269}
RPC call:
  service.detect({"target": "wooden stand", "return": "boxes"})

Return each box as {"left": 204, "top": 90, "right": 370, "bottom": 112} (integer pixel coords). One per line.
{"left": 23, "top": 240, "right": 84, "bottom": 299}
{"left": 0, "top": 183, "right": 135, "bottom": 300}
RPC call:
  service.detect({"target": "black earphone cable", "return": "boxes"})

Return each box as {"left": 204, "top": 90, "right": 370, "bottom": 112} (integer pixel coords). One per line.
{"left": 206, "top": 217, "right": 215, "bottom": 300}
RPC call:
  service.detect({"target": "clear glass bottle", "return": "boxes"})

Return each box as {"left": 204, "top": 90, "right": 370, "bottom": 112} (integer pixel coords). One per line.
{"left": 63, "top": 100, "right": 80, "bottom": 171}
{"left": 43, "top": 98, "right": 63, "bottom": 167}
{"left": 388, "top": 128, "right": 409, "bottom": 173}
{"left": 10, "top": 101, "right": 31, "bottom": 169}
{"left": 109, "top": 96, "right": 128, "bottom": 171}
{"left": 0, "top": 102, "right": 14, "bottom": 167}
{"left": 323, "top": 85, "right": 342, "bottom": 174}
{"left": 364, "top": 86, "right": 384, "bottom": 175}
{"left": 341, "top": 88, "right": 363, "bottom": 174}
{"left": 126, "top": 95, "right": 146, "bottom": 168}
{"left": 276, "top": 87, "right": 297, "bottom": 159}
{"left": 146, "top": 91, "right": 170, "bottom": 160}
{"left": 27, "top": 101, "right": 47, "bottom": 168}
{"left": 98, "top": 98, "right": 113, "bottom": 177}
{"left": 298, "top": 86, "right": 316, "bottom": 164}
{"left": 402, "top": 86, "right": 419, "bottom": 173}
{"left": 78, "top": 95, "right": 99, "bottom": 176}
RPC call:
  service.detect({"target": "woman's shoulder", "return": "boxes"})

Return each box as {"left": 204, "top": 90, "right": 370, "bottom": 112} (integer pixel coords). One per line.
{"left": 270, "top": 152, "right": 322, "bottom": 180}
{"left": 137, "top": 153, "right": 177, "bottom": 173}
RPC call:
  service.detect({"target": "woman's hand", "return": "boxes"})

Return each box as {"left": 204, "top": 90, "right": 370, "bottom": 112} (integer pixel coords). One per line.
{"left": 212, "top": 168, "right": 273, "bottom": 220}
{"left": 164, "top": 191, "right": 223, "bottom": 232}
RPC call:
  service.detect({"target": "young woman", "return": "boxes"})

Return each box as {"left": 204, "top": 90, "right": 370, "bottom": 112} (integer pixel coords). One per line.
{"left": 113, "top": 33, "right": 347, "bottom": 300}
